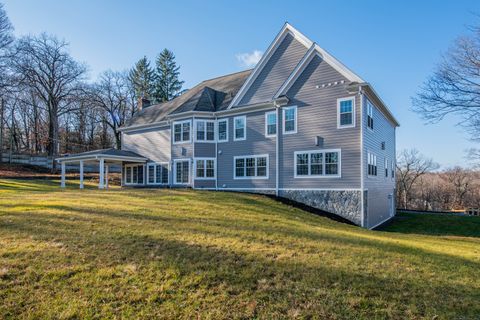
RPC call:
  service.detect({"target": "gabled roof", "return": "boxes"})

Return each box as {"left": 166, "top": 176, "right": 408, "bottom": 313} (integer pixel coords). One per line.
{"left": 121, "top": 22, "right": 399, "bottom": 130}
{"left": 122, "top": 70, "right": 251, "bottom": 128}
{"left": 228, "top": 23, "right": 364, "bottom": 109}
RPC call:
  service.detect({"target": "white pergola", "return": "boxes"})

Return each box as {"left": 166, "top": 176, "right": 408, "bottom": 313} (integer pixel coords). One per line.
{"left": 56, "top": 149, "right": 147, "bottom": 189}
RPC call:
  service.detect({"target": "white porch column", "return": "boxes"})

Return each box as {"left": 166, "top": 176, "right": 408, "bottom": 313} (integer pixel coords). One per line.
{"left": 99, "top": 158, "right": 104, "bottom": 189}
{"left": 105, "top": 164, "right": 109, "bottom": 189}
{"left": 79, "top": 160, "right": 84, "bottom": 189}
{"left": 60, "top": 162, "right": 66, "bottom": 188}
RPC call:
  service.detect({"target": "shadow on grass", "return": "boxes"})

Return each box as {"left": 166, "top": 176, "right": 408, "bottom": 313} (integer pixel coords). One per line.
{"left": 1, "top": 210, "right": 479, "bottom": 319}
{"left": 380, "top": 213, "right": 480, "bottom": 238}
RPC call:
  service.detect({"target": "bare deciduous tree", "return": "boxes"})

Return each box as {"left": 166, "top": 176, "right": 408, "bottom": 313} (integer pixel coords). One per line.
{"left": 11, "top": 33, "right": 87, "bottom": 161}
{"left": 396, "top": 149, "right": 439, "bottom": 209}
{"left": 412, "top": 22, "right": 480, "bottom": 141}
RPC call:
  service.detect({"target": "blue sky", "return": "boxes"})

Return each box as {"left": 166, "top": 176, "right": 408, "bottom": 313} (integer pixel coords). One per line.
{"left": 3, "top": 0, "right": 479, "bottom": 167}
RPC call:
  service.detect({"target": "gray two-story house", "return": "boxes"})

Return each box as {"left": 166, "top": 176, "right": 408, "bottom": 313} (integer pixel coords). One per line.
{"left": 63, "top": 23, "right": 399, "bottom": 229}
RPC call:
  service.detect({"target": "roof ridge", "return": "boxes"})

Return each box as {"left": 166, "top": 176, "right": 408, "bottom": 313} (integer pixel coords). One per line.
{"left": 201, "top": 69, "right": 253, "bottom": 83}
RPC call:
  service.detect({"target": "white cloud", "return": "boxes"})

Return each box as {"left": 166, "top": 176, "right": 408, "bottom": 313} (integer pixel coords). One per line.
{"left": 235, "top": 50, "right": 263, "bottom": 68}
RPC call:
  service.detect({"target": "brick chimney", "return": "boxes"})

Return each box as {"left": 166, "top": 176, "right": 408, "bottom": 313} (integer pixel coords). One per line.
{"left": 137, "top": 97, "right": 151, "bottom": 112}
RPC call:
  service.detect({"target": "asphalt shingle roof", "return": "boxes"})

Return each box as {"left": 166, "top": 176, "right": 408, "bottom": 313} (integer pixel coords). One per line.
{"left": 123, "top": 69, "right": 252, "bottom": 128}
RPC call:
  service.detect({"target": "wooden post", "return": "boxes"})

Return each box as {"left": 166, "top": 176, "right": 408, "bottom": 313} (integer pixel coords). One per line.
{"left": 60, "top": 162, "right": 66, "bottom": 188}
{"left": 105, "top": 164, "right": 109, "bottom": 189}
{"left": 79, "top": 160, "right": 84, "bottom": 189}
{"left": 99, "top": 158, "right": 104, "bottom": 189}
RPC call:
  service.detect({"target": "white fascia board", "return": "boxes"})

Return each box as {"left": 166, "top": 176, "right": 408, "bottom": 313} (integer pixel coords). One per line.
{"left": 313, "top": 44, "right": 364, "bottom": 83}
{"left": 227, "top": 23, "right": 313, "bottom": 109}
{"left": 118, "top": 121, "right": 169, "bottom": 132}
{"left": 361, "top": 84, "right": 400, "bottom": 127}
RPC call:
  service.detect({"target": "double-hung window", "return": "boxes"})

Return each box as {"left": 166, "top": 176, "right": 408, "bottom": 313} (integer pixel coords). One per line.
{"left": 147, "top": 163, "right": 169, "bottom": 185}
{"left": 385, "top": 158, "right": 388, "bottom": 178}
{"left": 217, "top": 119, "right": 228, "bottom": 142}
{"left": 234, "top": 116, "right": 246, "bottom": 141}
{"left": 234, "top": 155, "right": 268, "bottom": 179}
{"left": 283, "top": 106, "right": 297, "bottom": 134}
{"left": 368, "top": 152, "right": 377, "bottom": 176}
{"left": 195, "top": 120, "right": 215, "bottom": 142}
{"left": 367, "top": 100, "right": 374, "bottom": 130}
{"left": 391, "top": 160, "right": 395, "bottom": 179}
{"left": 173, "top": 120, "right": 191, "bottom": 143}
{"left": 174, "top": 159, "right": 190, "bottom": 184}
{"left": 195, "top": 158, "right": 215, "bottom": 179}
{"left": 294, "top": 150, "right": 340, "bottom": 177}
{"left": 337, "top": 97, "right": 355, "bottom": 128}
{"left": 265, "top": 111, "right": 277, "bottom": 137}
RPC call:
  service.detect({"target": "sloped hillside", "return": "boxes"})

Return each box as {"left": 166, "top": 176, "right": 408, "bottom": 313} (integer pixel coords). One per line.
{"left": 0, "top": 179, "right": 479, "bottom": 319}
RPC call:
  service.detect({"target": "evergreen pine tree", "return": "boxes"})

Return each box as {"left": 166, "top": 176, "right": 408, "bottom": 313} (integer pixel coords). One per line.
{"left": 154, "top": 49, "right": 184, "bottom": 102}
{"left": 128, "top": 56, "right": 154, "bottom": 100}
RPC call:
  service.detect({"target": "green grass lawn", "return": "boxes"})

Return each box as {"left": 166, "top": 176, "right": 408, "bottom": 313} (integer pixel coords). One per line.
{"left": 0, "top": 179, "right": 479, "bottom": 319}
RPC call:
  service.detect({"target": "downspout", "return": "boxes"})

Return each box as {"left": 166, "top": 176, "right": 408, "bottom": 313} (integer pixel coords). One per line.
{"left": 215, "top": 115, "right": 218, "bottom": 191}
{"left": 359, "top": 86, "right": 365, "bottom": 228}
{"left": 192, "top": 117, "right": 195, "bottom": 189}
{"left": 274, "top": 102, "right": 280, "bottom": 197}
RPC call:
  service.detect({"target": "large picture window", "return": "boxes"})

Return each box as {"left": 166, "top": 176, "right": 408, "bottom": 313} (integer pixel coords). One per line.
{"left": 173, "top": 120, "right": 191, "bottom": 143}
{"left": 234, "top": 155, "right": 268, "bottom": 179}
{"left": 337, "top": 97, "right": 355, "bottom": 128}
{"left": 147, "top": 163, "right": 169, "bottom": 185}
{"left": 294, "top": 150, "right": 340, "bottom": 178}
{"left": 195, "top": 158, "right": 216, "bottom": 179}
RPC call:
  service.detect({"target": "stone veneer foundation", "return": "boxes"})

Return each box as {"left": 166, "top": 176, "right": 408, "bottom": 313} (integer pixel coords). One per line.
{"left": 279, "top": 190, "right": 363, "bottom": 226}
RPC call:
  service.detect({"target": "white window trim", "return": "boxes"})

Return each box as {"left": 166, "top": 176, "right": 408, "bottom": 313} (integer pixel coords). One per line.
{"left": 194, "top": 157, "right": 216, "bottom": 180}
{"left": 173, "top": 158, "right": 191, "bottom": 185}
{"left": 194, "top": 119, "right": 216, "bottom": 143}
{"left": 367, "top": 151, "right": 377, "bottom": 178}
{"left": 293, "top": 149, "right": 342, "bottom": 178}
{"left": 367, "top": 99, "right": 374, "bottom": 132}
{"left": 265, "top": 111, "right": 277, "bottom": 138}
{"left": 233, "top": 115, "right": 247, "bottom": 141}
{"left": 233, "top": 154, "right": 269, "bottom": 180}
{"left": 124, "top": 164, "right": 145, "bottom": 185}
{"left": 172, "top": 120, "right": 192, "bottom": 144}
{"left": 217, "top": 118, "right": 228, "bottom": 143}
{"left": 337, "top": 97, "right": 356, "bottom": 129}
{"left": 282, "top": 105, "right": 297, "bottom": 135}
{"left": 384, "top": 157, "right": 388, "bottom": 179}
{"left": 146, "top": 162, "right": 170, "bottom": 185}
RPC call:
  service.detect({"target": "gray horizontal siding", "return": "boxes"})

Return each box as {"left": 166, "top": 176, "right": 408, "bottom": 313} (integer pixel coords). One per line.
{"left": 122, "top": 126, "right": 171, "bottom": 163}
{"left": 217, "top": 110, "right": 276, "bottom": 189}
{"left": 239, "top": 33, "right": 307, "bottom": 106}
{"left": 281, "top": 55, "right": 361, "bottom": 189}
{"left": 363, "top": 93, "right": 396, "bottom": 228}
